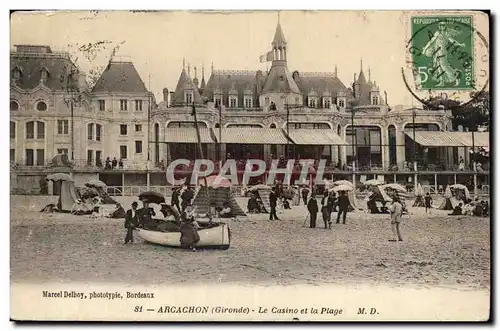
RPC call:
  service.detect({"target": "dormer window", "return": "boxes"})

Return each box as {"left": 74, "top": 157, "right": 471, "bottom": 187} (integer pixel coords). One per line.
{"left": 215, "top": 97, "right": 222, "bottom": 108}
{"left": 229, "top": 97, "right": 237, "bottom": 108}
{"left": 324, "top": 98, "right": 331, "bottom": 109}
{"left": 270, "top": 101, "right": 276, "bottom": 111}
{"left": 339, "top": 100, "right": 345, "bottom": 108}
{"left": 40, "top": 68, "right": 49, "bottom": 81}
{"left": 308, "top": 98, "right": 317, "bottom": 108}
{"left": 372, "top": 96, "right": 379, "bottom": 105}
{"left": 12, "top": 67, "right": 21, "bottom": 80}
{"left": 295, "top": 97, "right": 300, "bottom": 105}
{"left": 185, "top": 92, "right": 193, "bottom": 104}
{"left": 244, "top": 97, "right": 252, "bottom": 108}
{"left": 265, "top": 97, "right": 270, "bottom": 106}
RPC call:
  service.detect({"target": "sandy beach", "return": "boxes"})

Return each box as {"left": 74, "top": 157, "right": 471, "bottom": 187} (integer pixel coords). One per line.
{"left": 10, "top": 195, "right": 490, "bottom": 290}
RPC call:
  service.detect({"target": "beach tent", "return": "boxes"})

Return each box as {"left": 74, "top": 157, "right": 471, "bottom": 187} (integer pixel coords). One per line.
{"left": 347, "top": 191, "right": 364, "bottom": 211}
{"left": 437, "top": 186, "right": 458, "bottom": 210}
{"left": 48, "top": 154, "right": 72, "bottom": 168}
{"left": 450, "top": 184, "right": 471, "bottom": 202}
{"left": 413, "top": 183, "right": 425, "bottom": 207}
{"left": 45, "top": 174, "right": 92, "bottom": 213}
{"left": 85, "top": 180, "right": 117, "bottom": 205}
{"left": 245, "top": 185, "right": 272, "bottom": 213}
{"left": 191, "top": 186, "right": 246, "bottom": 217}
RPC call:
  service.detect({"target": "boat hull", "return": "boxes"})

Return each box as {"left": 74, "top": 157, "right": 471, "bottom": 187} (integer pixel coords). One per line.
{"left": 136, "top": 223, "right": 230, "bottom": 250}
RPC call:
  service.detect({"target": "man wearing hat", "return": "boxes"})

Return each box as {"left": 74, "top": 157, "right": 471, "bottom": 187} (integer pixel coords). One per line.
{"left": 124, "top": 202, "right": 139, "bottom": 244}
{"left": 137, "top": 199, "right": 156, "bottom": 229}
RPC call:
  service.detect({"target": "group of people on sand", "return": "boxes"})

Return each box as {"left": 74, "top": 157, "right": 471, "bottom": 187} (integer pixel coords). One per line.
{"left": 305, "top": 189, "right": 351, "bottom": 229}
{"left": 448, "top": 197, "right": 490, "bottom": 217}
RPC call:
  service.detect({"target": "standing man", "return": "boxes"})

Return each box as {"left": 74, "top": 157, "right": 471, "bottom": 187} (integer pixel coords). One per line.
{"left": 171, "top": 186, "right": 181, "bottom": 212}
{"left": 269, "top": 187, "right": 279, "bottom": 221}
{"left": 301, "top": 186, "right": 310, "bottom": 205}
{"left": 124, "top": 202, "right": 139, "bottom": 244}
{"left": 336, "top": 191, "right": 349, "bottom": 224}
{"left": 389, "top": 197, "right": 403, "bottom": 242}
{"left": 307, "top": 194, "right": 318, "bottom": 228}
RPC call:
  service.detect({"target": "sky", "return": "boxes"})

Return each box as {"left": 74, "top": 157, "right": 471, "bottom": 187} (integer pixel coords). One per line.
{"left": 9, "top": 10, "right": 489, "bottom": 106}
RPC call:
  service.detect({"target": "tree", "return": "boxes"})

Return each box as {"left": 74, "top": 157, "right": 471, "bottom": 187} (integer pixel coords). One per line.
{"left": 422, "top": 90, "right": 490, "bottom": 131}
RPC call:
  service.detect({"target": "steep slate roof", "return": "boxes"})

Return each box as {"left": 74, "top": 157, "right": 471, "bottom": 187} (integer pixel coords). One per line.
{"left": 92, "top": 61, "right": 148, "bottom": 93}
{"left": 172, "top": 68, "right": 203, "bottom": 105}
{"left": 10, "top": 51, "right": 78, "bottom": 91}
{"left": 261, "top": 62, "right": 301, "bottom": 94}
{"left": 292, "top": 72, "right": 351, "bottom": 104}
{"left": 272, "top": 22, "right": 287, "bottom": 46}
{"left": 202, "top": 70, "right": 265, "bottom": 107}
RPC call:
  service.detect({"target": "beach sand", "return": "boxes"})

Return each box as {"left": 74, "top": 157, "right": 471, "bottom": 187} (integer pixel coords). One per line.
{"left": 10, "top": 195, "right": 490, "bottom": 290}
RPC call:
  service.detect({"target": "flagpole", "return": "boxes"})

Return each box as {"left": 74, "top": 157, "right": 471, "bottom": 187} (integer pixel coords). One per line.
{"left": 191, "top": 102, "right": 212, "bottom": 220}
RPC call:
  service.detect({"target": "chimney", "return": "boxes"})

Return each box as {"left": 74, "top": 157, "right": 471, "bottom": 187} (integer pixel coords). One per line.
{"left": 162, "top": 88, "right": 169, "bottom": 104}
{"left": 169, "top": 91, "right": 175, "bottom": 107}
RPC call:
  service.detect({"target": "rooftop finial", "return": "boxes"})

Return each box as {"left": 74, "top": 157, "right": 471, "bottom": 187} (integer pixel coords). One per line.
{"left": 368, "top": 67, "right": 371, "bottom": 82}
{"left": 211, "top": 62, "right": 214, "bottom": 73}
{"left": 335, "top": 65, "right": 338, "bottom": 77}
{"left": 183, "top": 58, "right": 185, "bottom": 70}
{"left": 278, "top": 10, "right": 280, "bottom": 23}
{"left": 188, "top": 63, "right": 191, "bottom": 77}
{"left": 194, "top": 65, "right": 197, "bottom": 79}
{"left": 202, "top": 64, "right": 205, "bottom": 78}
{"left": 360, "top": 58, "right": 363, "bottom": 72}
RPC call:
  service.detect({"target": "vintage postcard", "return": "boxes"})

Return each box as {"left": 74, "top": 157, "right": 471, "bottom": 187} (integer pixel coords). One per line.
{"left": 10, "top": 10, "right": 490, "bottom": 321}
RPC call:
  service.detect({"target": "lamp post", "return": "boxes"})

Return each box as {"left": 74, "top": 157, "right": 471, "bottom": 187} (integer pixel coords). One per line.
{"left": 281, "top": 95, "right": 301, "bottom": 159}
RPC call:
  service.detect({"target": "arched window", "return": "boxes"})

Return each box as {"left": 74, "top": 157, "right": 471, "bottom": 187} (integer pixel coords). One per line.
{"left": 96, "top": 124, "right": 102, "bottom": 141}
{"left": 214, "top": 123, "right": 221, "bottom": 129}
{"left": 270, "top": 123, "right": 277, "bottom": 129}
{"left": 36, "top": 101, "right": 47, "bottom": 111}
{"left": 37, "top": 121, "right": 45, "bottom": 139}
{"left": 337, "top": 124, "right": 341, "bottom": 135}
{"left": 88, "top": 123, "right": 94, "bottom": 140}
{"left": 154, "top": 123, "right": 160, "bottom": 164}
{"left": 10, "top": 100, "right": 19, "bottom": 111}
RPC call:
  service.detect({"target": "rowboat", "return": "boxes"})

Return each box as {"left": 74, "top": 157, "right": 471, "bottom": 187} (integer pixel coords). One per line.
{"left": 136, "top": 222, "right": 231, "bottom": 250}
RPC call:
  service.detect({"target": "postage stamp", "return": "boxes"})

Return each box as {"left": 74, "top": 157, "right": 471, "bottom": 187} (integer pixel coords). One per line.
{"left": 410, "top": 16, "right": 474, "bottom": 90}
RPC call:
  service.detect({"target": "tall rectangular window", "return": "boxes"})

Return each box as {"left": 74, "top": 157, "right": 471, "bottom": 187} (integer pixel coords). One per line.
{"left": 135, "top": 100, "right": 143, "bottom": 111}
{"left": 135, "top": 140, "right": 143, "bottom": 154}
{"left": 96, "top": 150, "right": 102, "bottom": 164}
{"left": 120, "top": 145, "right": 128, "bottom": 159}
{"left": 98, "top": 100, "right": 105, "bottom": 111}
{"left": 36, "top": 149, "right": 45, "bottom": 166}
{"left": 36, "top": 122, "right": 45, "bottom": 139}
{"left": 135, "top": 124, "right": 142, "bottom": 132}
{"left": 230, "top": 98, "right": 237, "bottom": 108}
{"left": 10, "top": 149, "right": 15, "bottom": 162}
{"left": 57, "top": 120, "right": 69, "bottom": 134}
{"left": 26, "top": 122, "right": 34, "bottom": 139}
{"left": 120, "top": 99, "right": 128, "bottom": 111}
{"left": 25, "top": 149, "right": 34, "bottom": 166}
{"left": 10, "top": 122, "right": 15, "bottom": 139}
{"left": 244, "top": 98, "right": 252, "bottom": 108}
{"left": 215, "top": 98, "right": 221, "bottom": 108}
{"left": 185, "top": 92, "right": 193, "bottom": 104}
{"left": 87, "top": 150, "right": 93, "bottom": 165}
{"left": 87, "top": 123, "right": 94, "bottom": 140}
{"left": 96, "top": 124, "right": 102, "bottom": 141}
{"left": 120, "top": 124, "right": 127, "bottom": 135}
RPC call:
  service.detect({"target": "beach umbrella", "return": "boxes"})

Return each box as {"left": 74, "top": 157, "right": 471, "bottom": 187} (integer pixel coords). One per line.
{"left": 364, "top": 179, "right": 383, "bottom": 186}
{"left": 247, "top": 184, "right": 271, "bottom": 192}
{"left": 330, "top": 184, "right": 353, "bottom": 192}
{"left": 333, "top": 180, "right": 353, "bottom": 187}
{"left": 138, "top": 191, "right": 165, "bottom": 204}
{"left": 198, "top": 175, "right": 232, "bottom": 189}
{"left": 381, "top": 183, "right": 407, "bottom": 193}
{"left": 450, "top": 184, "right": 468, "bottom": 191}
{"left": 444, "top": 186, "right": 452, "bottom": 199}
{"left": 85, "top": 179, "right": 107, "bottom": 188}
{"left": 46, "top": 173, "right": 73, "bottom": 182}
{"left": 78, "top": 187, "right": 99, "bottom": 199}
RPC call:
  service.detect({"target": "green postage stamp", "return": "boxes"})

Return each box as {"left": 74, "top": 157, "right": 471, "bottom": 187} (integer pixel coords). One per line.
{"left": 410, "top": 16, "right": 474, "bottom": 90}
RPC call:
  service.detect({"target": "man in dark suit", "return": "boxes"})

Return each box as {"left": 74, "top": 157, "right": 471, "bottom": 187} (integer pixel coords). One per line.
{"left": 336, "top": 191, "right": 350, "bottom": 224}
{"left": 124, "top": 202, "right": 139, "bottom": 244}
{"left": 181, "top": 186, "right": 194, "bottom": 212}
{"left": 269, "top": 187, "right": 279, "bottom": 221}
{"left": 307, "top": 194, "right": 318, "bottom": 228}
{"left": 137, "top": 200, "right": 156, "bottom": 229}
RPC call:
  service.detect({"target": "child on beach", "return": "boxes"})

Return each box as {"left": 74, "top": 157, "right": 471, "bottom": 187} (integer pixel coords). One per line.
{"left": 424, "top": 193, "right": 433, "bottom": 214}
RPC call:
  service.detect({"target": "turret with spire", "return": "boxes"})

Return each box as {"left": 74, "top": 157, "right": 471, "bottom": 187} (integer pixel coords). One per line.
{"left": 193, "top": 65, "right": 199, "bottom": 88}
{"left": 200, "top": 64, "right": 206, "bottom": 91}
